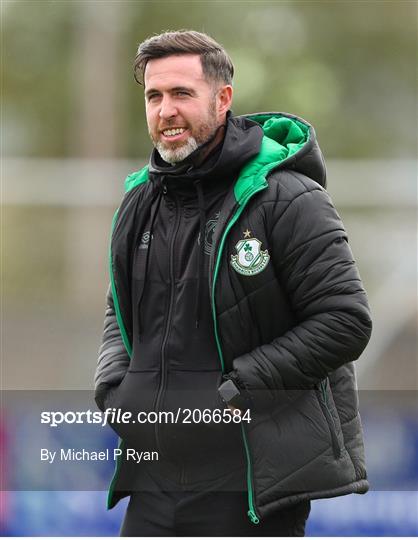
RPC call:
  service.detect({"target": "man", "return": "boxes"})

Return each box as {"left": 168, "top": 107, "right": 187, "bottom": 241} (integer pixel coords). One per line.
{"left": 95, "top": 30, "right": 372, "bottom": 537}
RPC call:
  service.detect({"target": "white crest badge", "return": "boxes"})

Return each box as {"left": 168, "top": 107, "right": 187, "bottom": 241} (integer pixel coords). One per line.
{"left": 230, "top": 230, "right": 270, "bottom": 276}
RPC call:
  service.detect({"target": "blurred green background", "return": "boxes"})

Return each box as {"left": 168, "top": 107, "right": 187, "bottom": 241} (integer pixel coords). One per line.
{"left": 2, "top": 0, "right": 417, "bottom": 392}
{"left": 2, "top": 0, "right": 417, "bottom": 159}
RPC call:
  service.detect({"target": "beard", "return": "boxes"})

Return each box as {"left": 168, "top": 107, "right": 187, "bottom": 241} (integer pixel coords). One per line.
{"left": 154, "top": 134, "right": 200, "bottom": 164}
{"left": 149, "top": 97, "right": 219, "bottom": 164}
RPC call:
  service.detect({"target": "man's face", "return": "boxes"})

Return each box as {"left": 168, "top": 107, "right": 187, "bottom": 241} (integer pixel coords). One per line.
{"left": 144, "top": 54, "right": 224, "bottom": 164}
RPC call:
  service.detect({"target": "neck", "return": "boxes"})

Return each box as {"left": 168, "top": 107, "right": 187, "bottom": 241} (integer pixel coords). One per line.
{"left": 190, "top": 123, "right": 226, "bottom": 168}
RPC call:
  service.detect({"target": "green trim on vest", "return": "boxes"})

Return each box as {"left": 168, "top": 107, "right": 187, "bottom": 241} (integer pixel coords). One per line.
{"left": 124, "top": 166, "right": 149, "bottom": 192}
{"left": 108, "top": 165, "right": 150, "bottom": 363}
{"left": 109, "top": 209, "right": 133, "bottom": 358}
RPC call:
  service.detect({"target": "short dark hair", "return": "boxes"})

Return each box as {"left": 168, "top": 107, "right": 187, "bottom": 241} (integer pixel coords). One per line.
{"left": 134, "top": 30, "right": 234, "bottom": 86}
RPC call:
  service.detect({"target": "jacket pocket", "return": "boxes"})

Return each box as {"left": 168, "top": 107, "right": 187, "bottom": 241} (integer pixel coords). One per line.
{"left": 315, "top": 378, "right": 342, "bottom": 458}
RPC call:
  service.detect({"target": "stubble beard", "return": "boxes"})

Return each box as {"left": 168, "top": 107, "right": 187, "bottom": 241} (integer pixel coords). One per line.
{"left": 151, "top": 98, "right": 219, "bottom": 165}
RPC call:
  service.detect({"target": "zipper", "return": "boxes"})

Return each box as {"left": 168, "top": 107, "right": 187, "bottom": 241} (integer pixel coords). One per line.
{"left": 154, "top": 191, "right": 181, "bottom": 457}
{"left": 211, "top": 182, "right": 267, "bottom": 524}
{"left": 319, "top": 379, "right": 341, "bottom": 458}
{"left": 241, "top": 424, "right": 260, "bottom": 524}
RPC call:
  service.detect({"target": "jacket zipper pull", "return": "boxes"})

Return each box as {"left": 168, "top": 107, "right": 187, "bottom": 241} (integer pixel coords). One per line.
{"left": 247, "top": 510, "right": 260, "bottom": 525}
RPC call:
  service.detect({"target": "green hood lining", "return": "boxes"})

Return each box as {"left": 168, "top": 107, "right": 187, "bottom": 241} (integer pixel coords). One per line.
{"left": 233, "top": 114, "right": 310, "bottom": 204}
{"left": 122, "top": 114, "right": 310, "bottom": 204}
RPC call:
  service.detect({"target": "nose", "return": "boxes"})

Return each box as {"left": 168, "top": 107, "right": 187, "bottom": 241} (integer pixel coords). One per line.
{"left": 159, "top": 95, "right": 177, "bottom": 120}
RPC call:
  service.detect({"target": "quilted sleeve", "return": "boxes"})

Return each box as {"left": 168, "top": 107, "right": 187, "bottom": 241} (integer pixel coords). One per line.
{"left": 230, "top": 181, "right": 372, "bottom": 410}
{"left": 94, "top": 284, "right": 130, "bottom": 411}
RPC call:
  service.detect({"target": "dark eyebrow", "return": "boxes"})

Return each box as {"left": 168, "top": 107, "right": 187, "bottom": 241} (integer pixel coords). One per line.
{"left": 145, "top": 86, "right": 197, "bottom": 99}
{"left": 144, "top": 88, "right": 160, "bottom": 99}
{"left": 171, "top": 86, "right": 197, "bottom": 96}
{"left": 145, "top": 88, "right": 159, "bottom": 97}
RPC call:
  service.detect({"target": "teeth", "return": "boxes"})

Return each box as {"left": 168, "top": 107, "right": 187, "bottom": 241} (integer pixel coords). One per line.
{"left": 163, "top": 128, "right": 185, "bottom": 137}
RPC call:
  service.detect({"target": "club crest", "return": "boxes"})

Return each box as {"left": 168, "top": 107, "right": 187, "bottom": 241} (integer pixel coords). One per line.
{"left": 230, "top": 232, "right": 270, "bottom": 276}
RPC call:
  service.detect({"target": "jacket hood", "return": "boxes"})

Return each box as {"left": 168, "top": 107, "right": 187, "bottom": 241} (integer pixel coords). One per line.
{"left": 242, "top": 112, "right": 327, "bottom": 188}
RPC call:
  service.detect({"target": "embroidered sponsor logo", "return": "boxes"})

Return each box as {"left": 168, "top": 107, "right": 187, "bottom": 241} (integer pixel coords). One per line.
{"left": 230, "top": 230, "right": 270, "bottom": 276}
{"left": 138, "top": 231, "right": 151, "bottom": 250}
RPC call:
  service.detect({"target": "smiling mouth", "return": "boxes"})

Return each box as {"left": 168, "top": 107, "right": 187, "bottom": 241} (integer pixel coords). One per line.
{"left": 161, "top": 127, "right": 187, "bottom": 138}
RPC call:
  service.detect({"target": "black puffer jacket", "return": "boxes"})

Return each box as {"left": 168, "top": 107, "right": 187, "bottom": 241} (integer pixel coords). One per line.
{"left": 95, "top": 112, "right": 372, "bottom": 523}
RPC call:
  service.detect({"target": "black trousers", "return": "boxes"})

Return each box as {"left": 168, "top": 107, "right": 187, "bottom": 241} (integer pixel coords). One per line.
{"left": 120, "top": 467, "right": 311, "bottom": 537}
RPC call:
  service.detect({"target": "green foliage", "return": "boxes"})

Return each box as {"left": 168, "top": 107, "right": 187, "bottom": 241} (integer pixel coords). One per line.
{"left": 2, "top": 0, "right": 417, "bottom": 158}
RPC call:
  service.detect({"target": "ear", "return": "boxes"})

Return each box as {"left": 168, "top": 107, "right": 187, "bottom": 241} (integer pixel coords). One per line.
{"left": 217, "top": 85, "right": 233, "bottom": 119}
